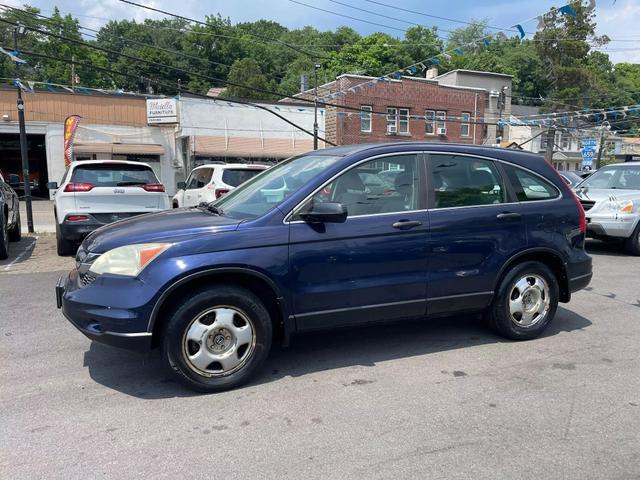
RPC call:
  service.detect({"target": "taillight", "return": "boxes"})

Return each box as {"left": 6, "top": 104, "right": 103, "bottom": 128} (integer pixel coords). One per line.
{"left": 571, "top": 190, "right": 586, "bottom": 234}
{"left": 64, "top": 183, "right": 94, "bottom": 192}
{"left": 215, "top": 189, "right": 229, "bottom": 199}
{"left": 141, "top": 183, "right": 165, "bottom": 192}
{"left": 66, "top": 215, "right": 89, "bottom": 222}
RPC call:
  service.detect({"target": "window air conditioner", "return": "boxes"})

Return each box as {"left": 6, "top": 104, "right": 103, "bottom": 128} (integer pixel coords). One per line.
{"left": 437, "top": 127, "right": 447, "bottom": 135}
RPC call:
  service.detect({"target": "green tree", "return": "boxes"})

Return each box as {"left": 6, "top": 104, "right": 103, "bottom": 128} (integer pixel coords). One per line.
{"left": 221, "top": 57, "right": 277, "bottom": 99}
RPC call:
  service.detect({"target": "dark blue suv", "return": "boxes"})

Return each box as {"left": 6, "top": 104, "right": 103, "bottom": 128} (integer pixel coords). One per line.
{"left": 56, "top": 143, "right": 592, "bottom": 392}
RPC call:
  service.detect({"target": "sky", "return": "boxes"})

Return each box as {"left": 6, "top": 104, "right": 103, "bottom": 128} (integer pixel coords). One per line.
{"left": 5, "top": 0, "right": 640, "bottom": 64}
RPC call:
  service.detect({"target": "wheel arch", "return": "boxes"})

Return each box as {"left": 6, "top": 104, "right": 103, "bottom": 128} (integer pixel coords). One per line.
{"left": 494, "top": 248, "right": 570, "bottom": 303}
{"left": 148, "top": 267, "right": 291, "bottom": 348}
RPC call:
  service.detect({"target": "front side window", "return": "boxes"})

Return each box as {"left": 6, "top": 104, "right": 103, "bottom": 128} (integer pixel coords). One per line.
{"left": 386, "top": 108, "right": 397, "bottom": 134}
{"left": 461, "top": 112, "right": 471, "bottom": 137}
{"left": 186, "top": 168, "right": 213, "bottom": 189}
{"left": 430, "top": 154, "right": 506, "bottom": 208}
{"left": 502, "top": 164, "right": 560, "bottom": 201}
{"left": 425, "top": 110, "right": 435, "bottom": 135}
{"left": 360, "top": 106, "right": 372, "bottom": 132}
{"left": 299, "top": 154, "right": 419, "bottom": 218}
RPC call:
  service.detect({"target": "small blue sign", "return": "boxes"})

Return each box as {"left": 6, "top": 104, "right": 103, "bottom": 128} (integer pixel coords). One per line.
{"left": 581, "top": 138, "right": 597, "bottom": 147}
{"left": 581, "top": 147, "right": 595, "bottom": 168}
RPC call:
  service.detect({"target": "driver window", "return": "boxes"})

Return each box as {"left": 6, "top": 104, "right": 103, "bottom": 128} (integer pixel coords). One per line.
{"left": 305, "top": 154, "right": 419, "bottom": 217}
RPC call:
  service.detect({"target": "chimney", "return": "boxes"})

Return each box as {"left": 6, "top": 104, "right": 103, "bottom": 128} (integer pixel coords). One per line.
{"left": 425, "top": 66, "right": 438, "bottom": 79}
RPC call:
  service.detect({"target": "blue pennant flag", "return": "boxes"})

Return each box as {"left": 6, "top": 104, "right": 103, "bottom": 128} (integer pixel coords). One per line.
{"left": 454, "top": 47, "right": 464, "bottom": 56}
{"left": 513, "top": 24, "right": 525, "bottom": 39}
{"left": 559, "top": 5, "right": 577, "bottom": 17}
{"left": 430, "top": 57, "right": 440, "bottom": 65}
{"left": 483, "top": 38, "right": 491, "bottom": 47}
{"left": 407, "top": 66, "right": 417, "bottom": 74}
{"left": 392, "top": 71, "right": 402, "bottom": 79}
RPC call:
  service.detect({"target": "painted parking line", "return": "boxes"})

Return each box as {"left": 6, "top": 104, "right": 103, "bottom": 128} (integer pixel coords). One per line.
{"left": 3, "top": 237, "right": 38, "bottom": 271}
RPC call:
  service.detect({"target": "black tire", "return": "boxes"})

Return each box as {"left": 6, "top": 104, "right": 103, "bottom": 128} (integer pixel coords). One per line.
{"left": 172, "top": 201, "right": 179, "bottom": 209}
{"left": 0, "top": 211, "right": 8, "bottom": 260}
{"left": 55, "top": 221, "right": 74, "bottom": 256}
{"left": 8, "top": 210, "right": 21, "bottom": 242}
{"left": 162, "top": 285, "right": 273, "bottom": 393}
{"left": 486, "top": 261, "right": 559, "bottom": 341}
{"left": 623, "top": 223, "right": 640, "bottom": 256}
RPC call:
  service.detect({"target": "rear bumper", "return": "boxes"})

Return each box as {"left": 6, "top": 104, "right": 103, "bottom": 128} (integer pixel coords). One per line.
{"left": 60, "top": 212, "right": 149, "bottom": 242}
{"left": 56, "top": 272, "right": 153, "bottom": 353}
{"left": 567, "top": 253, "right": 593, "bottom": 294}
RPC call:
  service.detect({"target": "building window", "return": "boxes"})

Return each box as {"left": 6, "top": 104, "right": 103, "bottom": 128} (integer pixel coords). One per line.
{"left": 386, "top": 107, "right": 397, "bottom": 134}
{"left": 425, "top": 110, "right": 435, "bottom": 135}
{"left": 436, "top": 111, "right": 447, "bottom": 133}
{"left": 461, "top": 112, "right": 471, "bottom": 137}
{"left": 398, "top": 108, "right": 409, "bottom": 134}
{"left": 561, "top": 133, "right": 570, "bottom": 150}
{"left": 360, "top": 105, "right": 372, "bottom": 133}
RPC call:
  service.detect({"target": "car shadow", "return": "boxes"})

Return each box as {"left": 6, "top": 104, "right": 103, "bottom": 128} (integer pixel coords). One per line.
{"left": 0, "top": 236, "right": 36, "bottom": 268}
{"left": 585, "top": 239, "right": 628, "bottom": 257}
{"left": 82, "top": 306, "right": 592, "bottom": 399}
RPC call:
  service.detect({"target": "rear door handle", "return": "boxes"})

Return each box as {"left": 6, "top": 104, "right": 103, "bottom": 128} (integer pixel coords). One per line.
{"left": 496, "top": 212, "right": 522, "bottom": 221}
{"left": 392, "top": 220, "right": 422, "bottom": 230}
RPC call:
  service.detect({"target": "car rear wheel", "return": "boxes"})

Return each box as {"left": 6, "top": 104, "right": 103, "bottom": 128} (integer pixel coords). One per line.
{"left": 486, "top": 261, "right": 559, "bottom": 340}
{"left": 55, "top": 221, "right": 75, "bottom": 256}
{"left": 0, "top": 212, "right": 9, "bottom": 259}
{"left": 623, "top": 223, "right": 640, "bottom": 256}
{"left": 8, "top": 211, "right": 21, "bottom": 242}
{"left": 162, "top": 285, "right": 272, "bottom": 393}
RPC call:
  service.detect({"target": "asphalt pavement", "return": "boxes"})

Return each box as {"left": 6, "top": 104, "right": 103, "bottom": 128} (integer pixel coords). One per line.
{"left": 1, "top": 237, "right": 639, "bottom": 479}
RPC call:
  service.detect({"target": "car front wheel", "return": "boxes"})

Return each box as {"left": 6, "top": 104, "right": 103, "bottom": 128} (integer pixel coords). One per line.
{"left": 486, "top": 261, "right": 559, "bottom": 340}
{"left": 162, "top": 285, "right": 273, "bottom": 393}
{"left": 624, "top": 223, "right": 640, "bottom": 256}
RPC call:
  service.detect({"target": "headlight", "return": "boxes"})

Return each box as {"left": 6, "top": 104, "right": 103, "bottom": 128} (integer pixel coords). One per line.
{"left": 89, "top": 243, "right": 172, "bottom": 277}
{"left": 598, "top": 199, "right": 638, "bottom": 214}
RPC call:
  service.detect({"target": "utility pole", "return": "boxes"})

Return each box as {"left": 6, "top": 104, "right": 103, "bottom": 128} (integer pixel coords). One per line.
{"left": 497, "top": 86, "right": 507, "bottom": 145}
{"left": 595, "top": 122, "right": 610, "bottom": 170}
{"left": 544, "top": 126, "right": 556, "bottom": 164}
{"left": 313, "top": 63, "right": 320, "bottom": 150}
{"left": 71, "top": 54, "right": 76, "bottom": 92}
{"left": 14, "top": 26, "right": 34, "bottom": 233}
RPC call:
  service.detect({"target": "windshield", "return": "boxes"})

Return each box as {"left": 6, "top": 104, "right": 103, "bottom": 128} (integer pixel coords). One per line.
{"left": 578, "top": 165, "right": 640, "bottom": 190}
{"left": 211, "top": 154, "right": 343, "bottom": 220}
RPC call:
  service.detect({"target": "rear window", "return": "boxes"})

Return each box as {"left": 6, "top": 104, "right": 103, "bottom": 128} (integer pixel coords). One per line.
{"left": 222, "top": 169, "right": 263, "bottom": 187}
{"left": 503, "top": 165, "right": 559, "bottom": 201}
{"left": 71, "top": 164, "right": 157, "bottom": 187}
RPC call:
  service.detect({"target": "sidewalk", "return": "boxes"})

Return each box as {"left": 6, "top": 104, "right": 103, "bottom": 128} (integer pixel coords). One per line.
{"left": 19, "top": 199, "right": 56, "bottom": 234}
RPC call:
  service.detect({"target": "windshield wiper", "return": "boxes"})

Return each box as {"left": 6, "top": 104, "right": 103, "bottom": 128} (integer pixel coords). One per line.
{"left": 197, "top": 202, "right": 224, "bottom": 215}
{"left": 116, "top": 181, "right": 146, "bottom": 186}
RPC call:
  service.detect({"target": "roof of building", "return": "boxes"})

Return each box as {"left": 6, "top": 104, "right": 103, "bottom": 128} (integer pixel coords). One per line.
{"left": 436, "top": 69, "right": 514, "bottom": 79}
{"left": 511, "top": 104, "right": 541, "bottom": 117}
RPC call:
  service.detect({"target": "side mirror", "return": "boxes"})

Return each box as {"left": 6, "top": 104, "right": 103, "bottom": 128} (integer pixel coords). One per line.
{"left": 298, "top": 202, "right": 347, "bottom": 224}
{"left": 46, "top": 181, "right": 58, "bottom": 190}
{"left": 177, "top": 181, "right": 186, "bottom": 190}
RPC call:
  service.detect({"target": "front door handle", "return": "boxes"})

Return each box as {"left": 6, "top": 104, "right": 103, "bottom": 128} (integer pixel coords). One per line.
{"left": 496, "top": 212, "right": 522, "bottom": 221}
{"left": 392, "top": 220, "right": 422, "bottom": 230}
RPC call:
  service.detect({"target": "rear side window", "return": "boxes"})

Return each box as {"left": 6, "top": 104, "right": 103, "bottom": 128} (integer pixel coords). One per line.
{"left": 222, "top": 169, "right": 263, "bottom": 187}
{"left": 71, "top": 164, "right": 158, "bottom": 187}
{"left": 186, "top": 169, "right": 213, "bottom": 189}
{"left": 430, "top": 154, "right": 506, "bottom": 208}
{"left": 503, "top": 165, "right": 559, "bottom": 201}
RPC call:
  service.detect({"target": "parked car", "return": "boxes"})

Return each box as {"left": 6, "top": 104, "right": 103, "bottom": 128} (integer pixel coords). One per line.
{"left": 558, "top": 171, "right": 584, "bottom": 187}
{"left": 172, "top": 163, "right": 268, "bottom": 208}
{"left": 0, "top": 172, "right": 21, "bottom": 259}
{"left": 56, "top": 143, "right": 592, "bottom": 392}
{"left": 574, "top": 161, "right": 640, "bottom": 254}
{"left": 47, "top": 160, "right": 170, "bottom": 256}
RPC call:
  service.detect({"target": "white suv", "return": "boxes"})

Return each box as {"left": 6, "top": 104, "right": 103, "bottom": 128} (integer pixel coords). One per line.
{"left": 172, "top": 163, "right": 268, "bottom": 208}
{"left": 48, "top": 160, "right": 170, "bottom": 256}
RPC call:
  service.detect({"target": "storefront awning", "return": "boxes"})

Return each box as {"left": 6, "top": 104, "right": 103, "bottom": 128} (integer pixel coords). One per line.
{"left": 193, "top": 136, "right": 317, "bottom": 158}
{"left": 73, "top": 142, "right": 165, "bottom": 155}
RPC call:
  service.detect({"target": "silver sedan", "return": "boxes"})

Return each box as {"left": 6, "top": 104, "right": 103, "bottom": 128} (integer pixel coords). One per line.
{"left": 574, "top": 161, "right": 640, "bottom": 255}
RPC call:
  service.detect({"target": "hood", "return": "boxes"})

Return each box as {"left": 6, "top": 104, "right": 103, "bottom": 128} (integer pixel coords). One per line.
{"left": 82, "top": 208, "right": 241, "bottom": 253}
{"left": 575, "top": 187, "right": 640, "bottom": 203}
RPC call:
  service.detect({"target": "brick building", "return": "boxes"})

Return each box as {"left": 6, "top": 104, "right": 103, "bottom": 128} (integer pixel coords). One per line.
{"left": 295, "top": 74, "right": 487, "bottom": 146}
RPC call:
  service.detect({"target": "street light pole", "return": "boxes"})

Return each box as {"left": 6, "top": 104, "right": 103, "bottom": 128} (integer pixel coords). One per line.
{"left": 595, "top": 122, "right": 610, "bottom": 170}
{"left": 313, "top": 63, "right": 320, "bottom": 150}
{"left": 13, "top": 26, "right": 34, "bottom": 233}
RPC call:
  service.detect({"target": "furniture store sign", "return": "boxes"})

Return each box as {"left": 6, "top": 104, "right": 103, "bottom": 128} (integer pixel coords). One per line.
{"left": 146, "top": 98, "right": 178, "bottom": 124}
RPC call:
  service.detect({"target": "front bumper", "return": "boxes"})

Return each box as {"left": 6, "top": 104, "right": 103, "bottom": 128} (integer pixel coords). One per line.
{"left": 56, "top": 272, "right": 153, "bottom": 352}
{"left": 586, "top": 213, "right": 639, "bottom": 239}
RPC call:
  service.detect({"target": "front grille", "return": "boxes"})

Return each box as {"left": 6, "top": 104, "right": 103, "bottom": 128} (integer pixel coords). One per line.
{"left": 79, "top": 272, "right": 97, "bottom": 287}
{"left": 580, "top": 200, "right": 596, "bottom": 211}
{"left": 92, "top": 212, "right": 145, "bottom": 224}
